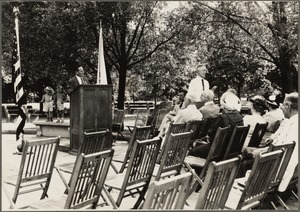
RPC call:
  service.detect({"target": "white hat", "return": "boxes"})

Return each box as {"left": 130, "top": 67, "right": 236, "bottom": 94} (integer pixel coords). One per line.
{"left": 221, "top": 93, "right": 241, "bottom": 112}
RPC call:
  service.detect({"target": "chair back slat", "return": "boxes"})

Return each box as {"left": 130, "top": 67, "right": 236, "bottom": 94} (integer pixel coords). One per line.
{"left": 65, "top": 149, "right": 114, "bottom": 209}
{"left": 156, "top": 131, "right": 192, "bottom": 180}
{"left": 237, "top": 149, "right": 284, "bottom": 209}
{"left": 185, "top": 120, "right": 203, "bottom": 142}
{"left": 80, "top": 130, "right": 109, "bottom": 154}
{"left": 197, "top": 116, "right": 219, "bottom": 139}
{"left": 143, "top": 172, "right": 193, "bottom": 209}
{"left": 199, "top": 126, "right": 231, "bottom": 179}
{"left": 13, "top": 137, "right": 60, "bottom": 203}
{"left": 196, "top": 156, "right": 242, "bottom": 209}
{"left": 267, "top": 142, "right": 295, "bottom": 189}
{"left": 157, "top": 122, "right": 186, "bottom": 163}
{"left": 247, "top": 122, "right": 268, "bottom": 147}
{"left": 223, "top": 125, "right": 250, "bottom": 160}
{"left": 122, "top": 138, "right": 161, "bottom": 188}
{"left": 119, "top": 125, "right": 152, "bottom": 173}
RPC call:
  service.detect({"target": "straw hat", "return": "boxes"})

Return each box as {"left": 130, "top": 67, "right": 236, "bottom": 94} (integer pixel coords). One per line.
{"left": 220, "top": 92, "right": 241, "bottom": 112}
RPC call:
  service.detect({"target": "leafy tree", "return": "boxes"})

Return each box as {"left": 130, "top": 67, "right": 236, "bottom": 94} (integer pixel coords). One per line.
{"left": 194, "top": 1, "right": 298, "bottom": 96}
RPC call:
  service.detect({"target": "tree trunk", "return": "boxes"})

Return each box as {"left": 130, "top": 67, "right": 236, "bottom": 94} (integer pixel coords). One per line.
{"left": 117, "top": 69, "right": 126, "bottom": 109}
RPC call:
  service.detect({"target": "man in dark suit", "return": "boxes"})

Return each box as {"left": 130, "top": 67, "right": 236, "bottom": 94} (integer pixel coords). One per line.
{"left": 67, "top": 66, "right": 90, "bottom": 95}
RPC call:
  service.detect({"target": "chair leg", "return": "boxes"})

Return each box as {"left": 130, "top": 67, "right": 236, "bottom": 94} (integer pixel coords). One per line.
{"left": 291, "top": 190, "right": 298, "bottom": 200}
{"left": 110, "top": 162, "right": 119, "bottom": 174}
{"left": 270, "top": 200, "right": 278, "bottom": 210}
{"left": 133, "top": 186, "right": 147, "bottom": 209}
{"left": 276, "top": 194, "right": 290, "bottom": 210}
{"left": 101, "top": 187, "right": 118, "bottom": 209}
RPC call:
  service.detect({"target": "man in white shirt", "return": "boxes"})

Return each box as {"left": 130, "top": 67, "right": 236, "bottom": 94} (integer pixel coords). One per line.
{"left": 251, "top": 92, "right": 298, "bottom": 192}
{"left": 187, "top": 64, "right": 210, "bottom": 108}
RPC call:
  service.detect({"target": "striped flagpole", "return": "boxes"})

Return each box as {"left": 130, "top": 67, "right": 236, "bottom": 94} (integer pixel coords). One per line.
{"left": 96, "top": 19, "right": 107, "bottom": 85}
{"left": 12, "top": 7, "right": 27, "bottom": 142}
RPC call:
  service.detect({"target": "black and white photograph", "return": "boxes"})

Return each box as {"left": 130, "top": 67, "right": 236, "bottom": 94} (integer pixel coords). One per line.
{"left": 1, "top": 0, "right": 298, "bottom": 210}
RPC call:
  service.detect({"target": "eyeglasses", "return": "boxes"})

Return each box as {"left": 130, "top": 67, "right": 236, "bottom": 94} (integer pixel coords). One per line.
{"left": 280, "top": 102, "right": 290, "bottom": 110}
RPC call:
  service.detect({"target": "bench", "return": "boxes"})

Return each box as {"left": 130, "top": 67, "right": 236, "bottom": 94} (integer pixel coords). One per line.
{"left": 25, "top": 105, "right": 44, "bottom": 122}
{"left": 34, "top": 121, "right": 70, "bottom": 138}
{"left": 3, "top": 105, "right": 20, "bottom": 122}
{"left": 127, "top": 101, "right": 155, "bottom": 114}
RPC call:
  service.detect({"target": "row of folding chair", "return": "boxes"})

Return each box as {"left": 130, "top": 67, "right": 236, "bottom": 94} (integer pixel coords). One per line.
{"left": 3, "top": 129, "right": 295, "bottom": 210}
{"left": 143, "top": 143, "right": 293, "bottom": 210}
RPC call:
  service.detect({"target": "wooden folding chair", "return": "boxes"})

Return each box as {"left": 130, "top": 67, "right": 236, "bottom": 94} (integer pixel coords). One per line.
{"left": 55, "top": 130, "right": 112, "bottom": 186}
{"left": 143, "top": 172, "right": 193, "bottom": 209}
{"left": 153, "top": 131, "right": 192, "bottom": 181}
{"left": 7, "top": 150, "right": 114, "bottom": 209}
{"left": 105, "top": 137, "right": 162, "bottom": 208}
{"left": 112, "top": 109, "right": 125, "bottom": 142}
{"left": 113, "top": 125, "right": 153, "bottom": 173}
{"left": 223, "top": 125, "right": 250, "bottom": 160}
{"left": 225, "top": 149, "right": 284, "bottom": 210}
{"left": 156, "top": 122, "right": 186, "bottom": 163}
{"left": 266, "top": 142, "right": 296, "bottom": 209}
{"left": 247, "top": 122, "right": 268, "bottom": 148}
{"left": 196, "top": 115, "right": 220, "bottom": 140}
{"left": 3, "top": 137, "right": 60, "bottom": 207}
{"left": 127, "top": 108, "right": 150, "bottom": 133}
{"left": 194, "top": 156, "right": 243, "bottom": 209}
{"left": 184, "top": 126, "right": 231, "bottom": 195}
{"left": 274, "top": 165, "right": 298, "bottom": 209}
{"left": 55, "top": 129, "right": 118, "bottom": 208}
{"left": 184, "top": 120, "right": 203, "bottom": 147}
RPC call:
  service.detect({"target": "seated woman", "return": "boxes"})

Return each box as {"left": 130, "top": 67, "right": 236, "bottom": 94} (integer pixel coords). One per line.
{"left": 263, "top": 95, "right": 284, "bottom": 133}
{"left": 242, "top": 95, "right": 268, "bottom": 149}
{"left": 188, "top": 92, "right": 244, "bottom": 158}
{"left": 157, "top": 90, "right": 187, "bottom": 135}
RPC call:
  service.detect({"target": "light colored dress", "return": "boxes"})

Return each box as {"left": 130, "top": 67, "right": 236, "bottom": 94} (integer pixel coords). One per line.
{"left": 242, "top": 114, "right": 266, "bottom": 149}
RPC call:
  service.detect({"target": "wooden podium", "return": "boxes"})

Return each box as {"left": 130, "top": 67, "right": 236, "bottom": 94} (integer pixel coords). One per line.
{"left": 69, "top": 85, "right": 112, "bottom": 153}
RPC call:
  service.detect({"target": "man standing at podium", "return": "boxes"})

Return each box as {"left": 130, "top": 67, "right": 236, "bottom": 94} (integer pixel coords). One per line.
{"left": 67, "top": 66, "right": 90, "bottom": 95}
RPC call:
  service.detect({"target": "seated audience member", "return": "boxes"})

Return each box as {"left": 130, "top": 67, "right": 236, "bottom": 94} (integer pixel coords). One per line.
{"left": 244, "top": 92, "right": 298, "bottom": 192}
{"left": 189, "top": 92, "right": 244, "bottom": 158}
{"left": 147, "top": 94, "right": 173, "bottom": 125}
{"left": 199, "top": 89, "right": 220, "bottom": 119}
{"left": 220, "top": 88, "right": 238, "bottom": 105}
{"left": 263, "top": 95, "right": 284, "bottom": 132}
{"left": 157, "top": 93, "right": 203, "bottom": 138}
{"left": 158, "top": 89, "right": 187, "bottom": 133}
{"left": 242, "top": 95, "right": 268, "bottom": 149}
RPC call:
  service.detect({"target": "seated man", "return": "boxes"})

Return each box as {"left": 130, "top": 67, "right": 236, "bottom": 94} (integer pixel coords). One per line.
{"left": 245, "top": 92, "right": 298, "bottom": 192}
{"left": 157, "top": 93, "right": 203, "bottom": 138}
{"left": 199, "top": 89, "right": 220, "bottom": 119}
{"left": 188, "top": 92, "right": 243, "bottom": 159}
{"left": 158, "top": 89, "right": 187, "bottom": 134}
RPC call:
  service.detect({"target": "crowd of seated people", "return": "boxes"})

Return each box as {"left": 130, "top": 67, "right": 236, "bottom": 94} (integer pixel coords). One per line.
{"left": 154, "top": 88, "right": 298, "bottom": 193}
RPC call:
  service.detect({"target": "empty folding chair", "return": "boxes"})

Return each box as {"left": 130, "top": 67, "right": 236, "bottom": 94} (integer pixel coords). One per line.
{"left": 4, "top": 150, "right": 114, "bottom": 209}
{"left": 194, "top": 156, "right": 243, "bottom": 209}
{"left": 3, "top": 137, "right": 60, "bottom": 208}
{"left": 105, "top": 137, "right": 162, "bottom": 208}
{"left": 143, "top": 172, "right": 193, "bottom": 209}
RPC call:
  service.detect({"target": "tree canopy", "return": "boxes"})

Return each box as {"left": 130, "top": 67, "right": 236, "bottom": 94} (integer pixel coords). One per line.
{"left": 2, "top": 1, "right": 298, "bottom": 105}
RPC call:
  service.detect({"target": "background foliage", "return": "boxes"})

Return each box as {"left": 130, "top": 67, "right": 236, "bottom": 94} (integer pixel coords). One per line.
{"left": 2, "top": 1, "right": 298, "bottom": 107}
